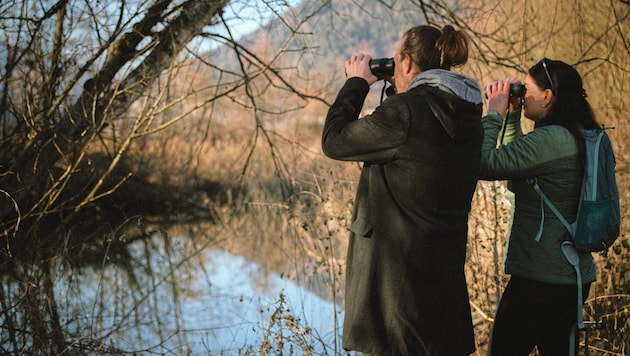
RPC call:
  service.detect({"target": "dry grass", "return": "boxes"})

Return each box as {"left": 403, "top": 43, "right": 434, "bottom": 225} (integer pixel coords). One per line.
{"left": 141, "top": 109, "right": 628, "bottom": 354}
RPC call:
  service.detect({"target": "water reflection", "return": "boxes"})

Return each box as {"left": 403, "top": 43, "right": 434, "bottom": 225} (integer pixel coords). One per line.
{"left": 3, "top": 233, "right": 343, "bottom": 354}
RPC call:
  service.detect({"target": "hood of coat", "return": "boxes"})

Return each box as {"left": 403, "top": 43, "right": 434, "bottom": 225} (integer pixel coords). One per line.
{"left": 408, "top": 69, "right": 483, "bottom": 104}
{"left": 406, "top": 69, "right": 483, "bottom": 142}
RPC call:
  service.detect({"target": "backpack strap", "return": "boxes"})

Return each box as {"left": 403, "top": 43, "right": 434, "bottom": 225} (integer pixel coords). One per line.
{"left": 527, "top": 177, "right": 577, "bottom": 240}
{"left": 562, "top": 241, "right": 585, "bottom": 356}
{"left": 530, "top": 179, "right": 585, "bottom": 356}
{"left": 528, "top": 178, "right": 584, "bottom": 316}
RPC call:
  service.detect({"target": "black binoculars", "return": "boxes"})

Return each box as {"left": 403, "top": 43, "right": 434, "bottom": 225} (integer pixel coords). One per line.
{"left": 369, "top": 58, "right": 394, "bottom": 78}
{"left": 510, "top": 83, "right": 526, "bottom": 97}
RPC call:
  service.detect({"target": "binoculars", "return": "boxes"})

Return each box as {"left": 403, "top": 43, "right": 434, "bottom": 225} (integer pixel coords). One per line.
{"left": 369, "top": 58, "right": 394, "bottom": 78}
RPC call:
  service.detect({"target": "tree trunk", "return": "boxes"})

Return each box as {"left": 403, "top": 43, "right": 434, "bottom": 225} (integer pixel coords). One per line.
{"left": 1, "top": 0, "right": 229, "bottom": 251}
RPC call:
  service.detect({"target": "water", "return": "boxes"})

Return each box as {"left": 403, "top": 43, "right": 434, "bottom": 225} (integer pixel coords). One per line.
{"left": 2, "top": 234, "right": 344, "bottom": 354}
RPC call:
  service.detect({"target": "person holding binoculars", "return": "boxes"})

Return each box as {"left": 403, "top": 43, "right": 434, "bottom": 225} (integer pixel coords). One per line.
{"left": 480, "top": 59, "right": 601, "bottom": 355}
{"left": 321, "top": 24, "right": 483, "bottom": 355}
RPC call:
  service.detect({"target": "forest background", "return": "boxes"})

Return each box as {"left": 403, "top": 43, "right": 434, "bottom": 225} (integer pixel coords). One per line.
{"left": 0, "top": 0, "right": 628, "bottom": 354}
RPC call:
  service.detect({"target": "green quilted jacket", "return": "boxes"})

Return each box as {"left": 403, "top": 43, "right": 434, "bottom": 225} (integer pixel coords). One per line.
{"left": 479, "top": 109, "right": 597, "bottom": 285}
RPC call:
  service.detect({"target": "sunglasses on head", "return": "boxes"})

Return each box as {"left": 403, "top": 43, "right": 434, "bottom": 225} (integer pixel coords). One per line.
{"left": 537, "top": 57, "right": 554, "bottom": 91}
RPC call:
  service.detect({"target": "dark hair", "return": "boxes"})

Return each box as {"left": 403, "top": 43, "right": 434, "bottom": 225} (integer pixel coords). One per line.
{"left": 401, "top": 25, "right": 469, "bottom": 71}
{"left": 530, "top": 59, "right": 600, "bottom": 159}
{"left": 529, "top": 59, "right": 600, "bottom": 134}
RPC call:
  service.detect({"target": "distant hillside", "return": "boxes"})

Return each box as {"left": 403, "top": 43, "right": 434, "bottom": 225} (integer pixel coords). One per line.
{"left": 236, "top": 0, "right": 425, "bottom": 62}
{"left": 203, "top": 0, "right": 435, "bottom": 114}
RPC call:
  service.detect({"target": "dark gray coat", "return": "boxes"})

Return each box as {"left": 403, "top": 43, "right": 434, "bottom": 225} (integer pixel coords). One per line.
{"left": 322, "top": 73, "right": 483, "bottom": 355}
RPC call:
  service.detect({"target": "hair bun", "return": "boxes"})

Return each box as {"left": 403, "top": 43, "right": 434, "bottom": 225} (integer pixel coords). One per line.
{"left": 442, "top": 25, "right": 455, "bottom": 35}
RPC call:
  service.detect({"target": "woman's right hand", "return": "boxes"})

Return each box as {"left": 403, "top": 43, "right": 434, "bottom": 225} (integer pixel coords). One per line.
{"left": 486, "top": 78, "right": 522, "bottom": 116}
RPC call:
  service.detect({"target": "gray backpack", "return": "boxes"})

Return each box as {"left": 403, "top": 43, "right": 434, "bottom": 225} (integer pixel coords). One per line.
{"left": 529, "top": 128, "right": 620, "bottom": 252}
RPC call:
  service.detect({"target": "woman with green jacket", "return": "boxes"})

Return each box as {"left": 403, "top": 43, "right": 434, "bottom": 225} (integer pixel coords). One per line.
{"left": 480, "top": 59, "right": 601, "bottom": 355}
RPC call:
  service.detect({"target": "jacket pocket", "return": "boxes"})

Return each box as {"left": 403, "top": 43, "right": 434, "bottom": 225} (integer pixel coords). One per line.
{"left": 350, "top": 217, "right": 374, "bottom": 238}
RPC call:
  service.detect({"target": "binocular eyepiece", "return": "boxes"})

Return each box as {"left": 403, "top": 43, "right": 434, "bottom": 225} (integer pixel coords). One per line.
{"left": 510, "top": 83, "right": 526, "bottom": 98}
{"left": 369, "top": 57, "right": 394, "bottom": 79}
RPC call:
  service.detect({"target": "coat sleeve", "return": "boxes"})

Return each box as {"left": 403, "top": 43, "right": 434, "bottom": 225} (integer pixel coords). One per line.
{"left": 500, "top": 109, "right": 524, "bottom": 145}
{"left": 321, "top": 77, "right": 410, "bottom": 163}
{"left": 478, "top": 115, "right": 578, "bottom": 181}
